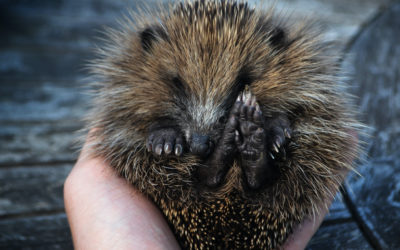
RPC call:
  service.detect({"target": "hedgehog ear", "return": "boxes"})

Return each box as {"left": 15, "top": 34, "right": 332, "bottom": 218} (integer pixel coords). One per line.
{"left": 257, "top": 20, "right": 287, "bottom": 49}
{"left": 269, "top": 27, "right": 286, "bottom": 49}
{"left": 140, "top": 26, "right": 166, "bottom": 52}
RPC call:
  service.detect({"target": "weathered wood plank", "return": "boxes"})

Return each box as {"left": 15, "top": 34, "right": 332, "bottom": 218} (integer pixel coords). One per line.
{"left": 0, "top": 165, "right": 72, "bottom": 217}
{"left": 0, "top": 121, "right": 80, "bottom": 165}
{"left": 307, "top": 222, "right": 372, "bottom": 250}
{"left": 0, "top": 0, "right": 165, "bottom": 51}
{"left": 0, "top": 81, "right": 87, "bottom": 122}
{"left": 0, "top": 80, "right": 87, "bottom": 165}
{"left": 0, "top": 0, "right": 153, "bottom": 18}
{"left": 0, "top": 12, "right": 105, "bottom": 50}
{"left": 0, "top": 48, "right": 92, "bottom": 81}
{"left": 1, "top": 1, "right": 121, "bottom": 50}
{"left": 343, "top": 2, "right": 400, "bottom": 249}
{"left": 0, "top": 213, "right": 73, "bottom": 250}
{"left": 272, "top": 0, "right": 391, "bottom": 47}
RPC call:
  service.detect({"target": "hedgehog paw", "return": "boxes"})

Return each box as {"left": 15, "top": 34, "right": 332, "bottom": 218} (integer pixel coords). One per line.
{"left": 147, "top": 127, "right": 184, "bottom": 156}
{"left": 265, "top": 114, "right": 292, "bottom": 161}
{"left": 196, "top": 108, "right": 239, "bottom": 188}
{"left": 234, "top": 91, "right": 273, "bottom": 190}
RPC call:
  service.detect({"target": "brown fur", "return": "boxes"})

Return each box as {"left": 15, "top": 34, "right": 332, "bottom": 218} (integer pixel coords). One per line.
{"left": 86, "top": 0, "right": 362, "bottom": 249}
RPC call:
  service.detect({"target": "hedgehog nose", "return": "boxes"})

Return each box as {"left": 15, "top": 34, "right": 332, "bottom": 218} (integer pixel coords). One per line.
{"left": 190, "top": 134, "right": 213, "bottom": 158}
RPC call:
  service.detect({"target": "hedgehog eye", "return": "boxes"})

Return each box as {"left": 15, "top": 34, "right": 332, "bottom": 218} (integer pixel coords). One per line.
{"left": 173, "top": 76, "right": 184, "bottom": 89}
{"left": 218, "top": 115, "right": 227, "bottom": 124}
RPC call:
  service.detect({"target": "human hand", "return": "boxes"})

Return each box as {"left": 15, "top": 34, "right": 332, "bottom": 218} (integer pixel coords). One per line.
{"left": 64, "top": 138, "right": 336, "bottom": 250}
{"left": 64, "top": 142, "right": 180, "bottom": 250}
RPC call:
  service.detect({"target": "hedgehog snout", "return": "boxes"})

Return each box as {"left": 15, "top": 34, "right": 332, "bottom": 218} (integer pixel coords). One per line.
{"left": 190, "top": 133, "right": 214, "bottom": 158}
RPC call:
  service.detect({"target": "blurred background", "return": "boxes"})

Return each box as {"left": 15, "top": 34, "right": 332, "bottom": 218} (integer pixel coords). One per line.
{"left": 0, "top": 0, "right": 399, "bottom": 249}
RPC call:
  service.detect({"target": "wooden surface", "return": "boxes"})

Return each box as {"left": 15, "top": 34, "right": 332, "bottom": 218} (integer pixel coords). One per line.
{"left": 0, "top": 0, "right": 399, "bottom": 249}
{"left": 343, "top": 2, "right": 400, "bottom": 249}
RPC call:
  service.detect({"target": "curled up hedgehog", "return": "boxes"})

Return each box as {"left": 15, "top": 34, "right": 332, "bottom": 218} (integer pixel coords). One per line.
{"left": 86, "top": 0, "right": 361, "bottom": 249}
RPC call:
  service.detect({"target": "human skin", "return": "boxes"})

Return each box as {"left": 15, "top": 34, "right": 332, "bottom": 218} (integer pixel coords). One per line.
{"left": 64, "top": 139, "right": 334, "bottom": 250}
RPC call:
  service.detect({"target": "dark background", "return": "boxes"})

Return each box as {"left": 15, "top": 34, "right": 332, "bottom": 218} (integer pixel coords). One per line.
{"left": 0, "top": 0, "right": 399, "bottom": 249}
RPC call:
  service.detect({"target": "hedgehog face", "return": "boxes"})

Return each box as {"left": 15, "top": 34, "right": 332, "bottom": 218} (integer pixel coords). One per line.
{"left": 131, "top": 1, "right": 280, "bottom": 159}
{"left": 91, "top": 1, "right": 299, "bottom": 189}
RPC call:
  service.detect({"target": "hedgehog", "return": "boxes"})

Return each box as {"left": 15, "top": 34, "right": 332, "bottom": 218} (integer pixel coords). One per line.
{"left": 86, "top": 0, "right": 361, "bottom": 249}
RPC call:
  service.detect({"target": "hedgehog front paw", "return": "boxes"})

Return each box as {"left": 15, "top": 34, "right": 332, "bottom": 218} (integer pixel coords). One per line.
{"left": 146, "top": 127, "right": 184, "bottom": 156}
{"left": 265, "top": 114, "right": 292, "bottom": 161}
{"left": 196, "top": 110, "right": 238, "bottom": 188}
{"left": 233, "top": 92, "right": 272, "bottom": 190}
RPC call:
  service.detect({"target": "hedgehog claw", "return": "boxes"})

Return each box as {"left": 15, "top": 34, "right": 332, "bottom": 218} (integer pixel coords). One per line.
{"left": 265, "top": 114, "right": 291, "bottom": 162}
{"left": 235, "top": 130, "right": 241, "bottom": 143}
{"left": 273, "top": 144, "right": 279, "bottom": 153}
{"left": 275, "top": 139, "right": 281, "bottom": 148}
{"left": 164, "top": 143, "right": 172, "bottom": 154}
{"left": 155, "top": 144, "right": 163, "bottom": 155}
{"left": 174, "top": 144, "right": 183, "bottom": 156}
{"left": 146, "top": 142, "right": 152, "bottom": 152}
{"left": 285, "top": 128, "right": 291, "bottom": 139}
{"left": 270, "top": 152, "right": 275, "bottom": 160}
{"left": 147, "top": 125, "right": 184, "bottom": 157}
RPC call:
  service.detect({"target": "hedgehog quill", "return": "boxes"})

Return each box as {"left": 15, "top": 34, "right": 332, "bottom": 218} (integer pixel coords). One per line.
{"left": 86, "top": 0, "right": 362, "bottom": 249}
